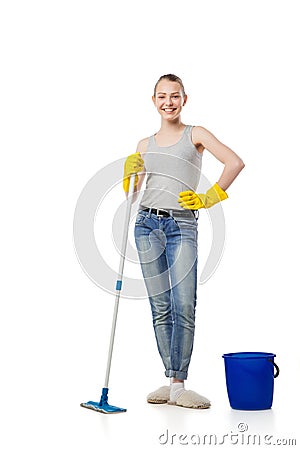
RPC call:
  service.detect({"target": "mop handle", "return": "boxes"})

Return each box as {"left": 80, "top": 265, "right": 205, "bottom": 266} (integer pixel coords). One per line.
{"left": 104, "top": 173, "right": 136, "bottom": 388}
{"left": 115, "top": 173, "right": 136, "bottom": 291}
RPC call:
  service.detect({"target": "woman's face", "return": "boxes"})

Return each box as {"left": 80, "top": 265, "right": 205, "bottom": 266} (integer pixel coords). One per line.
{"left": 152, "top": 80, "right": 187, "bottom": 121}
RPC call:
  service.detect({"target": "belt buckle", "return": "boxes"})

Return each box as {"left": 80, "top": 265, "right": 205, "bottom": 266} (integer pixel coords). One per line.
{"left": 156, "top": 208, "right": 167, "bottom": 218}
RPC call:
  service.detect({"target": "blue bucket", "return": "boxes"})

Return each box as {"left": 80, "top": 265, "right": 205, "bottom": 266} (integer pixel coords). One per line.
{"left": 222, "top": 352, "right": 280, "bottom": 410}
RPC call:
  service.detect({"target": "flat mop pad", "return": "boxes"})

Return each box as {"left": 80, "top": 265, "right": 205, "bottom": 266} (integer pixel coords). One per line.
{"left": 80, "top": 388, "right": 126, "bottom": 414}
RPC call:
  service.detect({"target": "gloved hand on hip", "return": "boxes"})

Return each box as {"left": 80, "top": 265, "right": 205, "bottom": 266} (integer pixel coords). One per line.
{"left": 178, "top": 183, "right": 228, "bottom": 209}
{"left": 123, "top": 152, "right": 144, "bottom": 192}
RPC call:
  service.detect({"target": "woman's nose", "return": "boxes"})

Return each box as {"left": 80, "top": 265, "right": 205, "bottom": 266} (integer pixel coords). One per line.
{"left": 165, "top": 96, "right": 173, "bottom": 105}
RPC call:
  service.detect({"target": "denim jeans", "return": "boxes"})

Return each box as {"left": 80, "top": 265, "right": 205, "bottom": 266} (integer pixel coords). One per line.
{"left": 134, "top": 209, "right": 198, "bottom": 380}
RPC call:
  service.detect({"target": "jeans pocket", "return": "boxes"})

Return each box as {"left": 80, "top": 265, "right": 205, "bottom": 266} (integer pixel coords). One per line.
{"left": 173, "top": 217, "right": 198, "bottom": 228}
{"left": 135, "top": 211, "right": 147, "bottom": 226}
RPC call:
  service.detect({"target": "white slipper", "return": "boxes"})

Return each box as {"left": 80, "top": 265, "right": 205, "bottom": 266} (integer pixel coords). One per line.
{"left": 147, "top": 385, "right": 170, "bottom": 404}
{"left": 168, "top": 390, "right": 211, "bottom": 409}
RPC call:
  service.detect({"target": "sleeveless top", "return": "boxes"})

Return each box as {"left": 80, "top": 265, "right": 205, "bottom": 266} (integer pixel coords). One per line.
{"left": 140, "top": 125, "right": 202, "bottom": 210}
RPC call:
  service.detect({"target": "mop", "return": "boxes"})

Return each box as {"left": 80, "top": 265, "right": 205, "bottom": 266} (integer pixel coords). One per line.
{"left": 80, "top": 173, "right": 136, "bottom": 413}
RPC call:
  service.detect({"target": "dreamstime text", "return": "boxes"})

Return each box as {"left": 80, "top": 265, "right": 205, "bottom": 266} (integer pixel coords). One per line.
{"left": 158, "top": 423, "right": 297, "bottom": 446}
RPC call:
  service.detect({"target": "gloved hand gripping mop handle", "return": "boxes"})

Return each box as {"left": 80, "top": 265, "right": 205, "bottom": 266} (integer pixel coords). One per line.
{"left": 104, "top": 173, "right": 136, "bottom": 388}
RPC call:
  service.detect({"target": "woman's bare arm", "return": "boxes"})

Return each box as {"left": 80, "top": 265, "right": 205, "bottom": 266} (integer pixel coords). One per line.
{"left": 192, "top": 126, "right": 245, "bottom": 190}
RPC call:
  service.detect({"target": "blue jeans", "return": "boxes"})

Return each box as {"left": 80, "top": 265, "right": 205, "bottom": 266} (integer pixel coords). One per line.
{"left": 134, "top": 209, "right": 198, "bottom": 380}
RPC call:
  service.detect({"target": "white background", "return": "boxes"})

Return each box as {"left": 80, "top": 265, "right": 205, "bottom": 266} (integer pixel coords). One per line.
{"left": 1, "top": 0, "right": 299, "bottom": 448}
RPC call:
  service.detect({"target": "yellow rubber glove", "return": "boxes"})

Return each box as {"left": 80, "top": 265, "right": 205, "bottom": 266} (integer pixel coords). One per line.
{"left": 178, "top": 183, "right": 228, "bottom": 210}
{"left": 123, "top": 152, "right": 144, "bottom": 192}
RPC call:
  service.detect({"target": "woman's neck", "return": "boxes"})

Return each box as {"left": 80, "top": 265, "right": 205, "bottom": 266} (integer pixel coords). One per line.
{"left": 158, "top": 118, "right": 185, "bottom": 134}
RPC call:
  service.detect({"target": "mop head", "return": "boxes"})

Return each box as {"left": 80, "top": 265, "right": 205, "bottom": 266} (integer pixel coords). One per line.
{"left": 80, "top": 388, "right": 127, "bottom": 414}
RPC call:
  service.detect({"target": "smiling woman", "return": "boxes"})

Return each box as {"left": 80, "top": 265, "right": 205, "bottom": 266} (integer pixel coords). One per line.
{"left": 153, "top": 74, "right": 187, "bottom": 128}
{"left": 122, "top": 73, "right": 245, "bottom": 410}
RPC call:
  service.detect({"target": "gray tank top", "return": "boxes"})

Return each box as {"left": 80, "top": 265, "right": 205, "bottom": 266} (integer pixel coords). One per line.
{"left": 140, "top": 125, "right": 202, "bottom": 210}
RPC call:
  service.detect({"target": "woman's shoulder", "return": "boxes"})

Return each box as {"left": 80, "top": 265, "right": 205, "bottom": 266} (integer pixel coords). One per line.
{"left": 191, "top": 125, "right": 211, "bottom": 137}
{"left": 190, "top": 126, "right": 209, "bottom": 152}
{"left": 136, "top": 136, "right": 150, "bottom": 155}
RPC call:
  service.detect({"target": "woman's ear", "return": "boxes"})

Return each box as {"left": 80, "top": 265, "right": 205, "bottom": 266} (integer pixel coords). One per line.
{"left": 183, "top": 95, "right": 188, "bottom": 106}
{"left": 152, "top": 95, "right": 156, "bottom": 106}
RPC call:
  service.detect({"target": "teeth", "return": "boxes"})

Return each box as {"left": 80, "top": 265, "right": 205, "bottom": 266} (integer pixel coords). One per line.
{"left": 164, "top": 109, "right": 175, "bottom": 112}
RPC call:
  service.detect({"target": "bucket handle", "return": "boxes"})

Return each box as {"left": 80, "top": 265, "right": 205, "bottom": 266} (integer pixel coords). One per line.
{"left": 268, "top": 358, "right": 280, "bottom": 378}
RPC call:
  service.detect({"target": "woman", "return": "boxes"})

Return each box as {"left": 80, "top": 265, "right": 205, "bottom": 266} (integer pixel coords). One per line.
{"left": 123, "top": 74, "right": 244, "bottom": 409}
